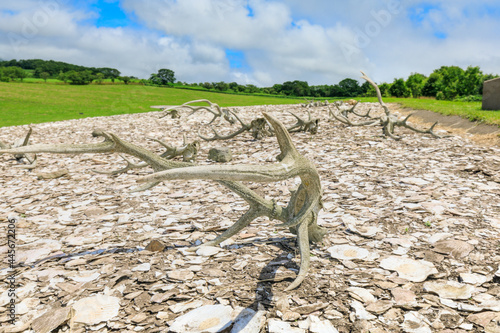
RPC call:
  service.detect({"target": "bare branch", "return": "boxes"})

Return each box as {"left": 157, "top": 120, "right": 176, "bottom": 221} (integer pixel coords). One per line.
{"left": 287, "top": 110, "right": 320, "bottom": 134}
{"left": 159, "top": 99, "right": 236, "bottom": 124}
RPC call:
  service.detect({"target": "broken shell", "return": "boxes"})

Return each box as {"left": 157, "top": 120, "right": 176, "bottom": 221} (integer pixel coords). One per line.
{"left": 72, "top": 295, "right": 120, "bottom": 325}
{"left": 380, "top": 256, "right": 438, "bottom": 282}
{"left": 423, "top": 281, "right": 475, "bottom": 300}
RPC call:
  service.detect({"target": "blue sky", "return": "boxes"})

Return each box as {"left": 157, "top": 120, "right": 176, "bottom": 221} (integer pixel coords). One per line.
{"left": 0, "top": 0, "right": 499, "bottom": 86}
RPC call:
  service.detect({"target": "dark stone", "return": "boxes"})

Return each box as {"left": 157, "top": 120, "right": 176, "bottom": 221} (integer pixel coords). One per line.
{"left": 482, "top": 77, "right": 500, "bottom": 110}
{"left": 208, "top": 147, "right": 232, "bottom": 162}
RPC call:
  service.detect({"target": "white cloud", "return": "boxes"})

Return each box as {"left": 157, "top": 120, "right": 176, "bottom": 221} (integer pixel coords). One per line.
{"left": 0, "top": 0, "right": 499, "bottom": 86}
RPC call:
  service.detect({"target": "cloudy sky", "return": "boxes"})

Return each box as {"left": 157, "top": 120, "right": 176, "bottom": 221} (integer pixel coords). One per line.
{"left": 0, "top": 0, "right": 499, "bottom": 86}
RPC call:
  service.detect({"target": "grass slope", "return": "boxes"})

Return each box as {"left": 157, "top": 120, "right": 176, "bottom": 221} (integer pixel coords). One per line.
{"left": 0, "top": 82, "right": 304, "bottom": 127}
{"left": 1, "top": 82, "right": 499, "bottom": 128}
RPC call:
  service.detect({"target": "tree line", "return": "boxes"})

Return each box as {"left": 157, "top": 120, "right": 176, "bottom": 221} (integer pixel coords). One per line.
{"left": 1, "top": 59, "right": 497, "bottom": 101}
{"left": 0, "top": 59, "right": 131, "bottom": 84}
{"left": 174, "top": 66, "right": 497, "bottom": 101}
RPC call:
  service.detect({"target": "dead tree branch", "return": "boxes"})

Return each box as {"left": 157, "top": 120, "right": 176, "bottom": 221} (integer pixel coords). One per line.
{"left": 0, "top": 114, "right": 325, "bottom": 291}
{"left": 0, "top": 127, "right": 37, "bottom": 169}
{"left": 287, "top": 110, "right": 320, "bottom": 134}
{"left": 328, "top": 71, "right": 449, "bottom": 140}
{"left": 159, "top": 99, "right": 236, "bottom": 125}
{"left": 199, "top": 113, "right": 273, "bottom": 141}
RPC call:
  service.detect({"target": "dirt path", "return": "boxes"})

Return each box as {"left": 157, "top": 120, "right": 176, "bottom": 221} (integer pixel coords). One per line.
{"left": 390, "top": 103, "right": 500, "bottom": 146}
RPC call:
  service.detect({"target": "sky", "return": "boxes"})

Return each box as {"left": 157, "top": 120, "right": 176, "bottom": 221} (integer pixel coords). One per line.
{"left": 0, "top": 0, "right": 499, "bottom": 86}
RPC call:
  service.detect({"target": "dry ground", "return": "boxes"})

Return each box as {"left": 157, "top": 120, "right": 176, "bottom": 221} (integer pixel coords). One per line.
{"left": 0, "top": 103, "right": 499, "bottom": 332}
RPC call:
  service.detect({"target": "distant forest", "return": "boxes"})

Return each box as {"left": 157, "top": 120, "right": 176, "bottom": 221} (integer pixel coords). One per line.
{"left": 0, "top": 58, "right": 498, "bottom": 101}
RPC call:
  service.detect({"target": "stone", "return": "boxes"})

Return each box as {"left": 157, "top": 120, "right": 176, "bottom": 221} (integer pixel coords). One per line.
{"left": 169, "top": 305, "right": 233, "bottom": 333}
{"left": 145, "top": 240, "right": 166, "bottom": 252}
{"left": 402, "top": 311, "right": 431, "bottom": 333}
{"left": 196, "top": 246, "right": 222, "bottom": 257}
{"left": 36, "top": 168, "right": 69, "bottom": 180}
{"left": 309, "top": 315, "right": 339, "bottom": 333}
{"left": 208, "top": 147, "right": 232, "bottom": 162}
{"left": 380, "top": 256, "right": 438, "bottom": 282}
{"left": 392, "top": 288, "right": 418, "bottom": 308}
{"left": 483, "top": 77, "right": 500, "bottom": 110}
{"left": 268, "top": 319, "right": 305, "bottom": 333}
{"left": 131, "top": 263, "right": 151, "bottom": 272}
{"left": 423, "top": 281, "right": 475, "bottom": 299}
{"left": 31, "top": 306, "right": 72, "bottom": 333}
{"left": 366, "top": 300, "right": 393, "bottom": 314}
{"left": 72, "top": 295, "right": 120, "bottom": 325}
{"left": 231, "top": 307, "right": 266, "bottom": 333}
{"left": 432, "top": 239, "right": 474, "bottom": 259}
{"left": 327, "top": 245, "right": 378, "bottom": 261}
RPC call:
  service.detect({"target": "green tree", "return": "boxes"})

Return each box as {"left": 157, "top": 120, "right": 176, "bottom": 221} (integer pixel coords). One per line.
{"left": 13, "top": 67, "right": 27, "bottom": 81}
{"left": 458, "top": 66, "right": 482, "bottom": 96}
{"left": 389, "top": 78, "right": 411, "bottom": 97}
{"left": 95, "top": 73, "right": 105, "bottom": 84}
{"left": 338, "top": 78, "right": 362, "bottom": 97}
{"left": 66, "top": 70, "right": 94, "bottom": 85}
{"left": 58, "top": 71, "right": 68, "bottom": 83}
{"left": 406, "top": 73, "right": 427, "bottom": 98}
{"left": 422, "top": 72, "right": 441, "bottom": 97}
{"left": 379, "top": 83, "right": 391, "bottom": 97}
{"left": 40, "top": 72, "right": 50, "bottom": 82}
{"left": 119, "top": 76, "right": 131, "bottom": 84}
{"left": 149, "top": 69, "right": 175, "bottom": 86}
{"left": 214, "top": 81, "right": 229, "bottom": 91}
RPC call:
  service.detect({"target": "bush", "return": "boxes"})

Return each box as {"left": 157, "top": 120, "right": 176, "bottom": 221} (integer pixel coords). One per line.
{"left": 453, "top": 95, "right": 482, "bottom": 102}
{"left": 436, "top": 91, "right": 445, "bottom": 100}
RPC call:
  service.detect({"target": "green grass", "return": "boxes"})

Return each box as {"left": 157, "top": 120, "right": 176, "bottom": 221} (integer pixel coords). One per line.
{"left": 1, "top": 82, "right": 499, "bottom": 128}
{"left": 0, "top": 82, "right": 305, "bottom": 127}
{"left": 357, "top": 97, "right": 500, "bottom": 126}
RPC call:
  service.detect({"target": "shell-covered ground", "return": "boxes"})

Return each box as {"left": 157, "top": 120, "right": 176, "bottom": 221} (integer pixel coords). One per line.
{"left": 0, "top": 103, "right": 499, "bottom": 333}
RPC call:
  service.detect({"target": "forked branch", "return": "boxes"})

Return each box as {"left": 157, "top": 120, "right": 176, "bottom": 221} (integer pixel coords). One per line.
{"left": 0, "top": 114, "right": 325, "bottom": 291}
{"left": 328, "top": 71, "right": 449, "bottom": 140}
{"left": 0, "top": 127, "right": 37, "bottom": 169}
{"left": 287, "top": 110, "right": 320, "bottom": 134}
{"left": 199, "top": 113, "right": 273, "bottom": 141}
{"left": 159, "top": 99, "right": 236, "bottom": 124}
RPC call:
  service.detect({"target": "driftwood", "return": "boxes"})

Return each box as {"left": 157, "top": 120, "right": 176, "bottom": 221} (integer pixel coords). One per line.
{"left": 93, "top": 134, "right": 200, "bottom": 175}
{"left": 287, "top": 110, "right": 320, "bottom": 134}
{"left": 199, "top": 111, "right": 320, "bottom": 141}
{"left": 0, "top": 113, "right": 325, "bottom": 291}
{"left": 328, "top": 72, "right": 448, "bottom": 140}
{"left": 0, "top": 127, "right": 37, "bottom": 169}
{"left": 199, "top": 113, "right": 274, "bottom": 141}
{"left": 301, "top": 98, "right": 329, "bottom": 108}
{"left": 159, "top": 99, "right": 236, "bottom": 125}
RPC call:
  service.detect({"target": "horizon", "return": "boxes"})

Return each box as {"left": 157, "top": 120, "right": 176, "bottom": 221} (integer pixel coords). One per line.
{"left": 1, "top": 1, "right": 499, "bottom": 87}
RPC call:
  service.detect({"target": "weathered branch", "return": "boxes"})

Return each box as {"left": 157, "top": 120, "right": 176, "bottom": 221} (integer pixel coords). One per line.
{"left": 328, "top": 71, "right": 449, "bottom": 140}
{"left": 1, "top": 114, "right": 325, "bottom": 291}
{"left": 328, "top": 104, "right": 379, "bottom": 127}
{"left": 287, "top": 110, "right": 320, "bottom": 134}
{"left": 140, "top": 113, "right": 325, "bottom": 290}
{"left": 0, "top": 127, "right": 37, "bottom": 168}
{"left": 159, "top": 99, "right": 236, "bottom": 124}
{"left": 199, "top": 113, "right": 273, "bottom": 141}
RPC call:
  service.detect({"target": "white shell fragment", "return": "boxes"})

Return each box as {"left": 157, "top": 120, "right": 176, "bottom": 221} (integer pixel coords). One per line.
{"left": 380, "top": 256, "right": 438, "bottom": 282}
{"left": 169, "top": 305, "right": 233, "bottom": 333}
{"left": 423, "top": 281, "right": 475, "bottom": 299}
{"left": 131, "top": 263, "right": 151, "bottom": 272}
{"left": 72, "top": 295, "right": 120, "bottom": 325}
{"left": 196, "top": 246, "right": 222, "bottom": 257}
{"left": 402, "top": 311, "right": 431, "bottom": 333}
{"left": 327, "top": 245, "right": 379, "bottom": 261}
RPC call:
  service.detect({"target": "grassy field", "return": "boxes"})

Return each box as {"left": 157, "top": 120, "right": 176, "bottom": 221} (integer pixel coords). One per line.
{"left": 1, "top": 82, "right": 499, "bottom": 128}
{"left": 0, "top": 82, "right": 304, "bottom": 127}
